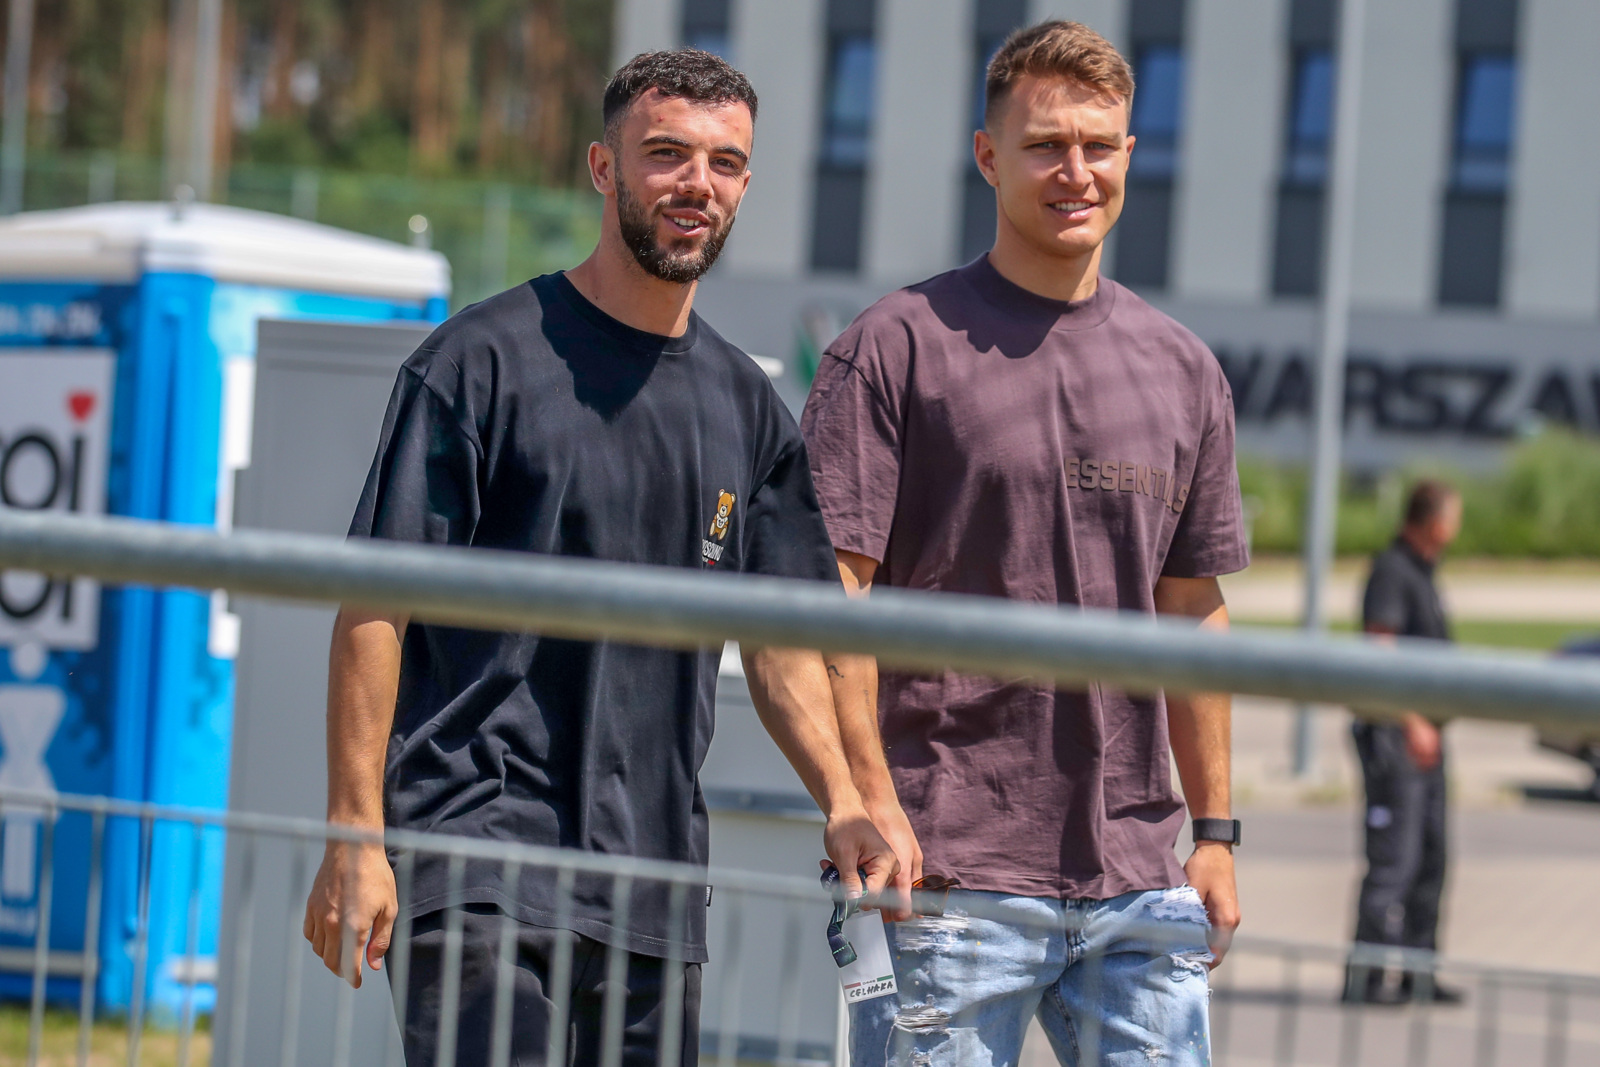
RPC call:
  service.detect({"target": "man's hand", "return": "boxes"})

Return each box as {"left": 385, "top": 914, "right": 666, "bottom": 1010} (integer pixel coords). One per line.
{"left": 1184, "top": 842, "right": 1240, "bottom": 968}
{"left": 1402, "top": 712, "right": 1442, "bottom": 771}
{"left": 861, "top": 797, "right": 922, "bottom": 921}
{"left": 822, "top": 805, "right": 901, "bottom": 906}
{"left": 303, "top": 839, "right": 397, "bottom": 988}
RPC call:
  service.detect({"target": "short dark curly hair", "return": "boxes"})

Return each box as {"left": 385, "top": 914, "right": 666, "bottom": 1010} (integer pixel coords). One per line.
{"left": 603, "top": 50, "right": 759, "bottom": 144}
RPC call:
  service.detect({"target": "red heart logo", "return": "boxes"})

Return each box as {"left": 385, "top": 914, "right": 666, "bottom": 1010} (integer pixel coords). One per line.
{"left": 68, "top": 392, "right": 96, "bottom": 422}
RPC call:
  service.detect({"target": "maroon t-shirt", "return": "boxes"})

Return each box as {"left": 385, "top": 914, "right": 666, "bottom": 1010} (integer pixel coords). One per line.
{"left": 801, "top": 257, "right": 1249, "bottom": 899}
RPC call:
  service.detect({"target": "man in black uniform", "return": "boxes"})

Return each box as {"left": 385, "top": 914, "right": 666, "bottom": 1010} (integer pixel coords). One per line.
{"left": 1345, "top": 480, "right": 1463, "bottom": 1005}
{"left": 300, "top": 50, "right": 898, "bottom": 1063}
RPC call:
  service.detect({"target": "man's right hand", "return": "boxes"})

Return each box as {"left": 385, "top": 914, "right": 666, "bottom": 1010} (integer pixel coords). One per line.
{"left": 303, "top": 839, "right": 397, "bottom": 988}
{"left": 1401, "top": 713, "right": 1442, "bottom": 771}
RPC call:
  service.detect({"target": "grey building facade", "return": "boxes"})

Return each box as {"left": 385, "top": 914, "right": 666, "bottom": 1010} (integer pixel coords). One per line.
{"left": 614, "top": 0, "right": 1600, "bottom": 469}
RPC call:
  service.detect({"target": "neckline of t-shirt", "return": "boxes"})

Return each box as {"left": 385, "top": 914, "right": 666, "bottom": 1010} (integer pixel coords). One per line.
{"left": 544, "top": 272, "right": 701, "bottom": 355}
{"left": 960, "top": 255, "right": 1118, "bottom": 332}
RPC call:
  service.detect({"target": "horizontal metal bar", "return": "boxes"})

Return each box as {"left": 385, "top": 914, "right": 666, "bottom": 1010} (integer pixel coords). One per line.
{"left": 0, "top": 949, "right": 94, "bottom": 977}
{"left": 0, "top": 787, "right": 822, "bottom": 899}
{"left": 3, "top": 510, "right": 1600, "bottom": 727}
{"left": 5, "top": 786, "right": 1598, "bottom": 995}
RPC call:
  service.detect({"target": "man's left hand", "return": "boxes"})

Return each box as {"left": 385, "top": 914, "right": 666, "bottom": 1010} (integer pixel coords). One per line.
{"left": 1185, "top": 842, "right": 1241, "bottom": 968}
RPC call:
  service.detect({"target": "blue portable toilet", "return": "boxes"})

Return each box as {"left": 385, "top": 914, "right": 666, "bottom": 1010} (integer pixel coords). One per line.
{"left": 0, "top": 202, "right": 449, "bottom": 1018}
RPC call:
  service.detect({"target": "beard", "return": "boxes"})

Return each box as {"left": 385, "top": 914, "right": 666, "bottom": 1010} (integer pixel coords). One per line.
{"left": 615, "top": 176, "right": 735, "bottom": 284}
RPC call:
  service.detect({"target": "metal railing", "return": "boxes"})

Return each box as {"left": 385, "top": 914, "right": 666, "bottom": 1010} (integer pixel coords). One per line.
{"left": 0, "top": 788, "right": 1594, "bottom": 1067}
{"left": 2, "top": 510, "right": 1599, "bottom": 729}
{"left": 2, "top": 509, "right": 1599, "bottom": 1066}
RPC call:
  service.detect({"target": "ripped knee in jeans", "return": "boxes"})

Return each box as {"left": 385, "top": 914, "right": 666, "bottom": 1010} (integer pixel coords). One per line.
{"left": 888, "top": 997, "right": 990, "bottom": 1067}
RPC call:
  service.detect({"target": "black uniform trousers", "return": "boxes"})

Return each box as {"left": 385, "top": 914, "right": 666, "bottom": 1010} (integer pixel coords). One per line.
{"left": 1352, "top": 722, "right": 1448, "bottom": 950}
{"left": 391, "top": 905, "right": 701, "bottom": 1067}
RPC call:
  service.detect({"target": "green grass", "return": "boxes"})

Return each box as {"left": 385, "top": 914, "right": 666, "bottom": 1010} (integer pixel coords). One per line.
{"left": 0, "top": 1006, "right": 209, "bottom": 1066}
{"left": 1241, "top": 428, "right": 1600, "bottom": 558}
{"left": 1234, "top": 618, "right": 1593, "bottom": 653}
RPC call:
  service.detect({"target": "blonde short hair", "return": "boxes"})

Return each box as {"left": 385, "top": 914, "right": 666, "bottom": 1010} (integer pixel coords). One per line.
{"left": 984, "top": 20, "right": 1136, "bottom": 127}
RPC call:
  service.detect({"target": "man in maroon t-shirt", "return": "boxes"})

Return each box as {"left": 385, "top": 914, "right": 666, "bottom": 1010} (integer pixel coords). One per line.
{"left": 802, "top": 21, "right": 1248, "bottom": 1066}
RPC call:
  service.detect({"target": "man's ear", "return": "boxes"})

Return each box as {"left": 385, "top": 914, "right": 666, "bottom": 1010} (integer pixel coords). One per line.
{"left": 588, "top": 141, "right": 615, "bottom": 196}
{"left": 973, "top": 129, "right": 998, "bottom": 189}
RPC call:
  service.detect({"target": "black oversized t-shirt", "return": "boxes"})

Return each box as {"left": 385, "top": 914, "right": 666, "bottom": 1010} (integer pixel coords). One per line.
{"left": 348, "top": 273, "right": 839, "bottom": 962}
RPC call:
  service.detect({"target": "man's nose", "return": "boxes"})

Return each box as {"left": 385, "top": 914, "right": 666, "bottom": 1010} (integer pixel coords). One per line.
{"left": 1058, "top": 145, "right": 1092, "bottom": 186}
{"left": 678, "top": 154, "right": 714, "bottom": 199}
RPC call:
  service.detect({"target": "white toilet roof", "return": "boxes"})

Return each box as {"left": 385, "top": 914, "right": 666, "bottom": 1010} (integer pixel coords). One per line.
{"left": 0, "top": 202, "right": 451, "bottom": 301}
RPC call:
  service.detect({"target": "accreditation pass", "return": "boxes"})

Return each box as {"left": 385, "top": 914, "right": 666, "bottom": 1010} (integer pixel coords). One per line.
{"left": 837, "top": 911, "right": 898, "bottom": 1002}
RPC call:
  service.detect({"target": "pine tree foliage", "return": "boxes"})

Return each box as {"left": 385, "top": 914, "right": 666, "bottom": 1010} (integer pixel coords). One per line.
{"left": 0, "top": 0, "right": 614, "bottom": 186}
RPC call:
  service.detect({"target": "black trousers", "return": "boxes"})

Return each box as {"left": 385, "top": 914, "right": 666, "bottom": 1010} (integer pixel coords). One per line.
{"left": 1352, "top": 722, "right": 1448, "bottom": 950}
{"left": 392, "top": 906, "right": 701, "bottom": 1067}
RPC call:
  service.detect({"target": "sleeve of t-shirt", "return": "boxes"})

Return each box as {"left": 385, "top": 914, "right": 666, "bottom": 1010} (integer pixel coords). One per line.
{"left": 740, "top": 434, "right": 841, "bottom": 585}
{"left": 347, "top": 361, "right": 481, "bottom": 547}
{"left": 1362, "top": 556, "right": 1408, "bottom": 631}
{"left": 799, "top": 321, "right": 906, "bottom": 564}
{"left": 1161, "top": 363, "right": 1251, "bottom": 578}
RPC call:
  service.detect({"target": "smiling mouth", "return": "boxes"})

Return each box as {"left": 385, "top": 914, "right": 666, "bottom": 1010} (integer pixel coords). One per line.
{"left": 663, "top": 212, "right": 710, "bottom": 236}
{"left": 1048, "top": 200, "right": 1095, "bottom": 218}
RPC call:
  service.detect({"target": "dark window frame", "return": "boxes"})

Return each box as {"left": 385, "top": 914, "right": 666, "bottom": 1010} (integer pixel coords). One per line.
{"left": 810, "top": 2, "right": 880, "bottom": 273}
{"left": 1115, "top": 1, "right": 1187, "bottom": 292}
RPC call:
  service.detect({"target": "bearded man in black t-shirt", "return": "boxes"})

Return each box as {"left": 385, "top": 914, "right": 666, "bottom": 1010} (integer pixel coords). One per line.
{"left": 300, "top": 50, "right": 898, "bottom": 1064}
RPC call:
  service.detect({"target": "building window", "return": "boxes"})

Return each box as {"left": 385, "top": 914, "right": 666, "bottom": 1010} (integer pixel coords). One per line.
{"left": 1438, "top": 0, "right": 1518, "bottom": 308}
{"left": 1271, "top": 46, "right": 1334, "bottom": 297}
{"left": 1127, "top": 45, "right": 1184, "bottom": 181}
{"left": 1283, "top": 49, "right": 1334, "bottom": 186}
{"left": 810, "top": 1, "right": 879, "bottom": 273}
{"left": 1115, "top": 0, "right": 1187, "bottom": 291}
{"left": 959, "top": 0, "right": 1030, "bottom": 263}
{"left": 820, "top": 38, "right": 876, "bottom": 167}
{"left": 1272, "top": 0, "right": 1336, "bottom": 298}
{"left": 1450, "top": 53, "right": 1516, "bottom": 192}
{"left": 682, "top": 0, "right": 732, "bottom": 60}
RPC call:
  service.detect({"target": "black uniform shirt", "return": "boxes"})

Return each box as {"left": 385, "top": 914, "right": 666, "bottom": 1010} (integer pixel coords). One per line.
{"left": 348, "top": 273, "right": 839, "bottom": 961}
{"left": 1362, "top": 538, "right": 1451, "bottom": 642}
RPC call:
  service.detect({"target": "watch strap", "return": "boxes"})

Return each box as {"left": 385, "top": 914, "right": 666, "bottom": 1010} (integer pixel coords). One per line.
{"left": 1193, "top": 817, "right": 1241, "bottom": 846}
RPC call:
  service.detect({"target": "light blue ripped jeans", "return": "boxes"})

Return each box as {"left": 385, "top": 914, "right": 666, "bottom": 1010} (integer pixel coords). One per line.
{"left": 849, "top": 886, "right": 1213, "bottom": 1066}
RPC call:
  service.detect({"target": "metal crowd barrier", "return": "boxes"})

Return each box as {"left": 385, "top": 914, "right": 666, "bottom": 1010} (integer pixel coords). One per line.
{"left": 2, "top": 511, "right": 1600, "bottom": 1065}
{"left": 0, "top": 789, "right": 1592, "bottom": 1067}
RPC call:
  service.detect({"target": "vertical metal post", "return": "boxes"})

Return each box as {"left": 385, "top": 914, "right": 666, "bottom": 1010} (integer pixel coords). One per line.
{"left": 481, "top": 185, "right": 512, "bottom": 297}
{"left": 163, "top": 0, "right": 195, "bottom": 198}
{"left": 1296, "top": 0, "right": 1369, "bottom": 777}
{"left": 77, "top": 810, "right": 105, "bottom": 1067}
{"left": 88, "top": 152, "right": 117, "bottom": 203}
{"left": 291, "top": 168, "right": 319, "bottom": 220}
{"left": 0, "top": 0, "right": 36, "bottom": 214}
{"left": 27, "top": 805, "right": 57, "bottom": 1067}
{"left": 187, "top": 0, "right": 223, "bottom": 200}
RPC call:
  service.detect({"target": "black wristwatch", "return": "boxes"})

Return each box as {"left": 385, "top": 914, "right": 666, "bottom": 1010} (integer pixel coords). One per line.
{"left": 1193, "top": 818, "right": 1241, "bottom": 847}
